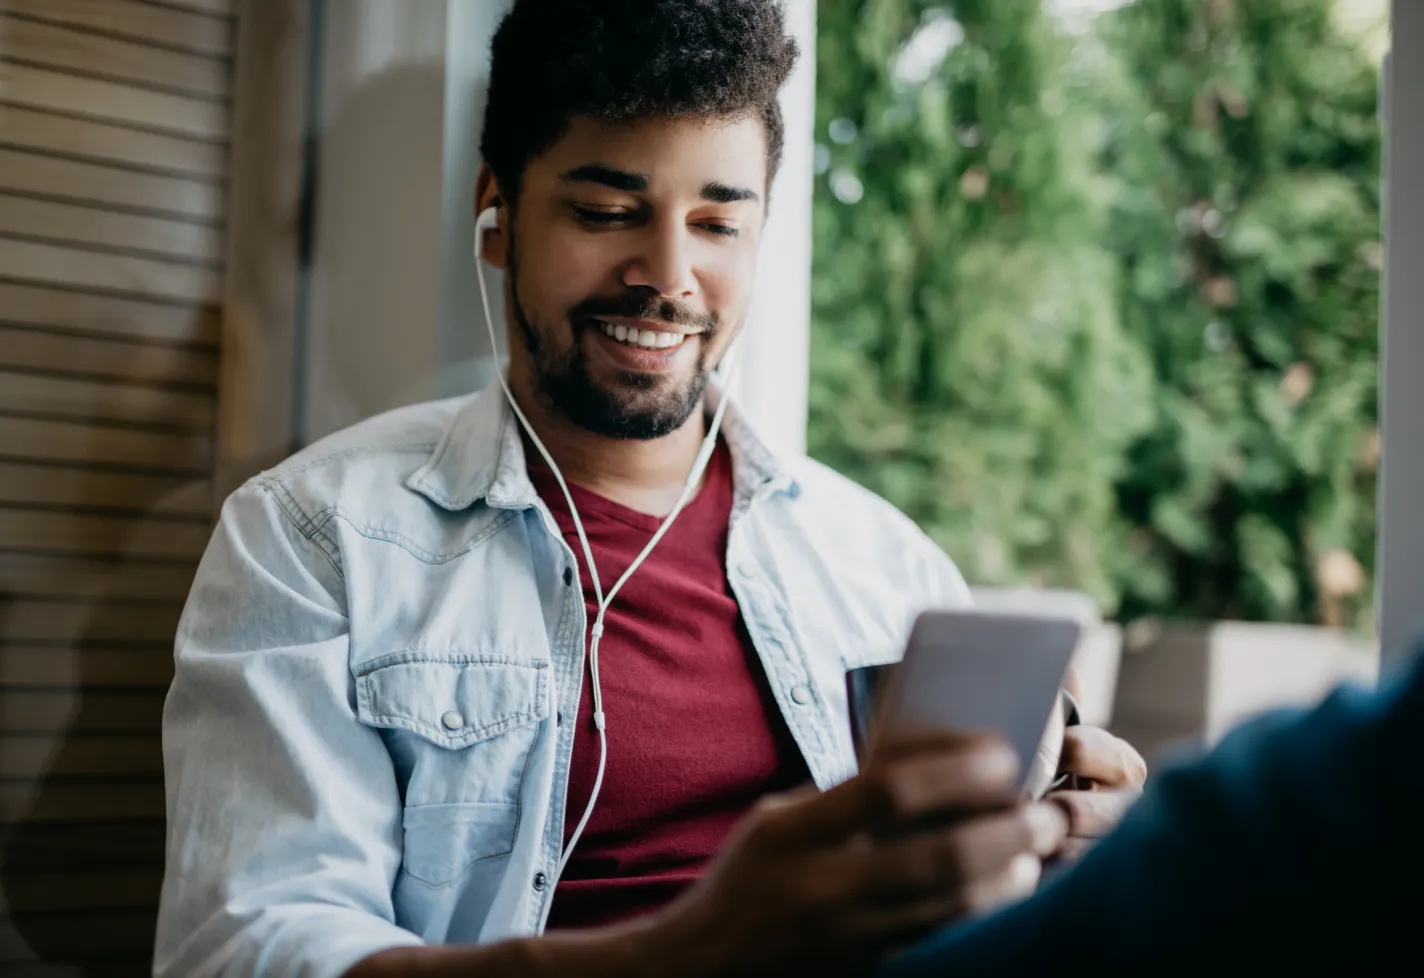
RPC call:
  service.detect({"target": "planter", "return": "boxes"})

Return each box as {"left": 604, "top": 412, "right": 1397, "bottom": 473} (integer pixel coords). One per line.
{"left": 1109, "top": 621, "right": 1378, "bottom": 767}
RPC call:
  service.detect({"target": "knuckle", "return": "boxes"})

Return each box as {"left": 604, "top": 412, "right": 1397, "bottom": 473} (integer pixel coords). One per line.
{"left": 1128, "top": 751, "right": 1149, "bottom": 787}
{"left": 859, "top": 769, "right": 903, "bottom": 819}
{"left": 932, "top": 829, "right": 974, "bottom": 882}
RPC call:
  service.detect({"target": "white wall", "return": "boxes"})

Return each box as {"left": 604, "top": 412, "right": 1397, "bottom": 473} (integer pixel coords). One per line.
{"left": 303, "top": 0, "right": 452, "bottom": 442}
{"left": 731, "top": 0, "right": 817, "bottom": 457}
{"left": 1378, "top": 1, "right": 1424, "bottom": 676}
{"left": 300, "top": 0, "right": 817, "bottom": 454}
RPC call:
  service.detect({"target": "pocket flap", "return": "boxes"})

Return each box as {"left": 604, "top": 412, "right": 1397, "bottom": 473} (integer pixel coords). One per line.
{"left": 356, "top": 653, "right": 550, "bottom": 749}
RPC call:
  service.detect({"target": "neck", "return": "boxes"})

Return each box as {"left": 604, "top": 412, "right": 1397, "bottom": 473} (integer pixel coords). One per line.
{"left": 510, "top": 382, "right": 712, "bottom": 518}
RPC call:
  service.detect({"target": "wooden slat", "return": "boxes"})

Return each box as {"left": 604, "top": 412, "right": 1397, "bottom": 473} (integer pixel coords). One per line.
{"left": 0, "top": 598, "right": 185, "bottom": 643}
{"left": 0, "top": 372, "right": 215, "bottom": 429}
{"left": 0, "top": 510, "right": 209, "bottom": 559}
{"left": 0, "top": 194, "right": 224, "bottom": 264}
{"left": 0, "top": 14, "right": 232, "bottom": 98}
{"left": 0, "top": 463, "right": 212, "bottom": 516}
{"left": 0, "top": 0, "right": 234, "bottom": 58}
{"left": 0, "top": 867, "right": 163, "bottom": 912}
{"left": 1, "top": 955, "right": 154, "bottom": 978}
{"left": 0, "top": 820, "right": 166, "bottom": 871}
{"left": 165, "top": 0, "right": 236, "bottom": 17}
{"left": 0, "top": 416, "right": 212, "bottom": 472}
{"left": 0, "top": 147, "right": 224, "bottom": 221}
{"left": 2, "top": 909, "right": 159, "bottom": 960}
{"left": 0, "top": 325, "right": 218, "bottom": 386}
{"left": 1, "top": 780, "right": 165, "bottom": 822}
{"left": 0, "top": 647, "right": 175, "bottom": 687}
{"left": 0, "top": 237, "right": 222, "bottom": 304}
{"left": 0, "top": 554, "right": 199, "bottom": 600}
{"left": 0, "top": 61, "right": 230, "bottom": 140}
{"left": 0, "top": 734, "right": 163, "bottom": 777}
{"left": 0, "top": 281, "right": 219, "bottom": 346}
{"left": 0, "top": 691, "right": 166, "bottom": 734}
{"left": 0, "top": 103, "right": 228, "bottom": 178}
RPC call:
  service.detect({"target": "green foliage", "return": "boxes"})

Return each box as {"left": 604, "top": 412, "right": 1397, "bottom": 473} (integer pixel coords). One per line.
{"left": 1098, "top": 0, "right": 1380, "bottom": 627}
{"left": 810, "top": 0, "right": 1152, "bottom": 609}
{"left": 808, "top": 0, "right": 1381, "bottom": 627}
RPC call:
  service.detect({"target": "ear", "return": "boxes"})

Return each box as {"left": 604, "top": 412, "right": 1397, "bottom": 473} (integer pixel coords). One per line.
{"left": 474, "top": 163, "right": 509, "bottom": 270}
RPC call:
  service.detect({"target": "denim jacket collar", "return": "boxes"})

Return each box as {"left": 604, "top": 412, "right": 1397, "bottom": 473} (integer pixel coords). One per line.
{"left": 403, "top": 382, "right": 798, "bottom": 514}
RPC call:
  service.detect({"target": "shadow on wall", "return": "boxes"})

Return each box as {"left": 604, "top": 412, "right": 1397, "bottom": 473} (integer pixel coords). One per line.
{"left": 303, "top": 63, "right": 495, "bottom": 443}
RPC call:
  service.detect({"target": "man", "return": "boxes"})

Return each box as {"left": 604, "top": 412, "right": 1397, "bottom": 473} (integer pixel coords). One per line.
{"left": 881, "top": 651, "right": 1424, "bottom": 975}
{"left": 156, "top": 3, "right": 1143, "bottom": 977}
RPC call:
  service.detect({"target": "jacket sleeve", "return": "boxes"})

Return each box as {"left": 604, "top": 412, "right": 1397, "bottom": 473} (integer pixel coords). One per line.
{"left": 881, "top": 651, "right": 1424, "bottom": 975}
{"left": 155, "top": 482, "right": 424, "bottom": 978}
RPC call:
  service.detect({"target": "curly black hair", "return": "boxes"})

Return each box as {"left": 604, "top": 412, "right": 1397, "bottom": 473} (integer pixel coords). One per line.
{"left": 481, "top": 0, "right": 799, "bottom": 206}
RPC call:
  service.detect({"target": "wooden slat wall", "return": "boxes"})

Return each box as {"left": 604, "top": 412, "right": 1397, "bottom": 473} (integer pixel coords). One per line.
{"left": 0, "top": 1, "right": 237, "bottom": 972}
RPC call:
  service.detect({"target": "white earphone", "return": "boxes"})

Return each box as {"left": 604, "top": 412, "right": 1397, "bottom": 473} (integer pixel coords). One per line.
{"left": 472, "top": 205, "right": 742, "bottom": 890}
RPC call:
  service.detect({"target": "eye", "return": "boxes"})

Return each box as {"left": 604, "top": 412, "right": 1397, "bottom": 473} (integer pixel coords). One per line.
{"left": 572, "top": 206, "right": 633, "bottom": 227}
{"left": 698, "top": 222, "right": 740, "bottom": 238}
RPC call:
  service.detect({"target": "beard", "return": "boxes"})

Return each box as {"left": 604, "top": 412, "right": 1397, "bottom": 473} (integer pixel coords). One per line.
{"left": 507, "top": 244, "right": 720, "bottom": 441}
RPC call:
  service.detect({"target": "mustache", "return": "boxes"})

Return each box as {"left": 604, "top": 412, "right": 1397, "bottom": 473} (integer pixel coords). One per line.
{"left": 569, "top": 292, "right": 717, "bottom": 332}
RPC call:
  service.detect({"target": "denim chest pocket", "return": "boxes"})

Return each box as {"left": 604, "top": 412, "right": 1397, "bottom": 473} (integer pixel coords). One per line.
{"left": 355, "top": 652, "right": 550, "bottom": 886}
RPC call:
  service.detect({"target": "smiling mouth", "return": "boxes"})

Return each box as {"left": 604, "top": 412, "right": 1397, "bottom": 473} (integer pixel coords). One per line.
{"left": 594, "top": 319, "right": 694, "bottom": 351}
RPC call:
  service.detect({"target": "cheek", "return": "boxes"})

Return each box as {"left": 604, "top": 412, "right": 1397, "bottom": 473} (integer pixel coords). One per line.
{"left": 516, "top": 228, "right": 612, "bottom": 315}
{"left": 700, "top": 248, "right": 759, "bottom": 330}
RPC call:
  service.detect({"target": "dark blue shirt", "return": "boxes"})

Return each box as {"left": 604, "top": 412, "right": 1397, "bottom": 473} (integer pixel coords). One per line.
{"left": 884, "top": 652, "right": 1424, "bottom": 975}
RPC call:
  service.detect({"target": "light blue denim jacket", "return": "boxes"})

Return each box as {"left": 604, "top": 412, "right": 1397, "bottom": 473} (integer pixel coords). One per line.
{"left": 156, "top": 384, "right": 972, "bottom": 978}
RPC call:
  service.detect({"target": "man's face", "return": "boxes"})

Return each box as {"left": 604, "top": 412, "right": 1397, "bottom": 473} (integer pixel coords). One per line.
{"left": 497, "top": 114, "right": 767, "bottom": 439}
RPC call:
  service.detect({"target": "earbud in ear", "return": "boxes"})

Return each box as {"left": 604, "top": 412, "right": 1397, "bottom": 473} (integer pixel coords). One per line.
{"left": 474, "top": 206, "right": 500, "bottom": 260}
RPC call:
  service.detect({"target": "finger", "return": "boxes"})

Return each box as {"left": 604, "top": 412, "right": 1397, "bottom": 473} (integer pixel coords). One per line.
{"left": 1051, "top": 788, "right": 1139, "bottom": 839}
{"left": 1058, "top": 726, "right": 1148, "bottom": 788}
{"left": 753, "top": 782, "right": 869, "bottom": 848}
{"left": 959, "top": 852, "right": 1042, "bottom": 914}
{"left": 859, "top": 809, "right": 1024, "bottom": 900}
{"left": 860, "top": 803, "right": 1065, "bottom": 901}
{"left": 1054, "top": 836, "right": 1096, "bottom": 864}
{"left": 865, "top": 740, "right": 1019, "bottom": 823}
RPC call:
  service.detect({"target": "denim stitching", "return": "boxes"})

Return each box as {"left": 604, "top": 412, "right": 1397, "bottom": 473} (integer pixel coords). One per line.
{"left": 356, "top": 651, "right": 550, "bottom": 675}
{"left": 404, "top": 831, "right": 521, "bottom": 894}
{"left": 318, "top": 508, "right": 519, "bottom": 565}
{"left": 267, "top": 442, "right": 438, "bottom": 480}
{"left": 262, "top": 483, "right": 347, "bottom": 583}
{"left": 360, "top": 709, "right": 546, "bottom": 745}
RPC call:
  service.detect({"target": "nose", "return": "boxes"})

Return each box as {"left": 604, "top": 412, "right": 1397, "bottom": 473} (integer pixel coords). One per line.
{"left": 621, "top": 218, "right": 697, "bottom": 299}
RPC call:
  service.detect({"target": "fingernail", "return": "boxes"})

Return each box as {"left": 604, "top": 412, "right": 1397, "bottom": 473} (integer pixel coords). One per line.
{"left": 1007, "top": 852, "right": 1042, "bottom": 895}
{"left": 975, "top": 742, "right": 1018, "bottom": 784}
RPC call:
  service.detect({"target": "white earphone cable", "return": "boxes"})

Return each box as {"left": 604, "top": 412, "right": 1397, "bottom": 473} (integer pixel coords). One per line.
{"left": 473, "top": 209, "right": 741, "bottom": 880}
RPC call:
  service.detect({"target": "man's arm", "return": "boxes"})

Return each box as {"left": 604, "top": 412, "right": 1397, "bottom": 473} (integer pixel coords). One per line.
{"left": 882, "top": 652, "right": 1424, "bottom": 975}
{"left": 157, "top": 483, "right": 425, "bottom": 977}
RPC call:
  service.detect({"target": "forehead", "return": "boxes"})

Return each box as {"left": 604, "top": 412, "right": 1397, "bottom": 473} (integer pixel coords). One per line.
{"left": 524, "top": 113, "right": 769, "bottom": 197}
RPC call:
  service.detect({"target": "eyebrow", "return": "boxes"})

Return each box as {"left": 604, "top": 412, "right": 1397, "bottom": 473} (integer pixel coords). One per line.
{"left": 701, "top": 181, "right": 760, "bottom": 204}
{"left": 559, "top": 164, "right": 648, "bottom": 192}
{"left": 558, "top": 164, "right": 760, "bottom": 204}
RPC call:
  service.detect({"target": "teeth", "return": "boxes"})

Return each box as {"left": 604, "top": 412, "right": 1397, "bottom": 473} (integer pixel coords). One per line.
{"left": 599, "top": 321, "right": 687, "bottom": 350}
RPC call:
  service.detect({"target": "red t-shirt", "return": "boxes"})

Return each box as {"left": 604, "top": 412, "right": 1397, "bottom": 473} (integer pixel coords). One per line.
{"left": 530, "top": 441, "right": 810, "bottom": 931}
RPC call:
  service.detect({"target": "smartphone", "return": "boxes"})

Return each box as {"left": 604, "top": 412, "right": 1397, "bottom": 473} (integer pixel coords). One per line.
{"left": 845, "top": 609, "right": 1079, "bottom": 797}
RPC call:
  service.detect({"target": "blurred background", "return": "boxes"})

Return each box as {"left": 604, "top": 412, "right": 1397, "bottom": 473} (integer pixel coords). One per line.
{"left": 0, "top": 0, "right": 1410, "bottom": 974}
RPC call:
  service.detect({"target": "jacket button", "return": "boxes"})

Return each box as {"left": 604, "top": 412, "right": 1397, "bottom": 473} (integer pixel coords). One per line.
{"left": 790, "top": 685, "right": 812, "bottom": 706}
{"left": 563, "top": 566, "right": 574, "bottom": 587}
{"left": 533, "top": 872, "right": 548, "bottom": 891}
{"left": 441, "top": 711, "right": 463, "bottom": 730}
